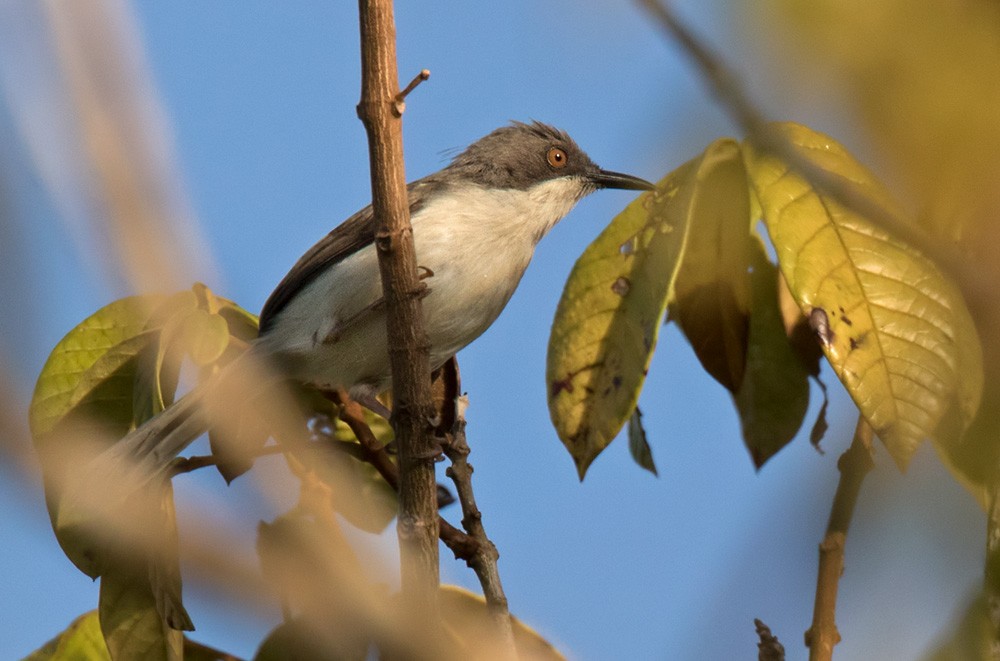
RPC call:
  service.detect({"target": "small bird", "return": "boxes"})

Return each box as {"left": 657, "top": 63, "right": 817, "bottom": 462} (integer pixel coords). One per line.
{"left": 103, "top": 121, "right": 653, "bottom": 474}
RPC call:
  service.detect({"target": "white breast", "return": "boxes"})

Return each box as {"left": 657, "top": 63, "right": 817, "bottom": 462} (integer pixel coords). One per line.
{"left": 259, "top": 176, "right": 587, "bottom": 392}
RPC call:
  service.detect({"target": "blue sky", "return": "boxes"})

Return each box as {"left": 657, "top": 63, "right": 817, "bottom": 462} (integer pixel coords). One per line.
{"left": 0, "top": 2, "right": 986, "bottom": 659}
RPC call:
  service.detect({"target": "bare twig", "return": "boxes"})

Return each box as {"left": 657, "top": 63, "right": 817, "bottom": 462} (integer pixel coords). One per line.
{"left": 433, "top": 359, "right": 516, "bottom": 658}
{"left": 754, "top": 618, "right": 786, "bottom": 661}
{"left": 394, "top": 69, "right": 431, "bottom": 116}
{"left": 356, "top": 0, "right": 440, "bottom": 617}
{"left": 636, "top": 0, "right": 982, "bottom": 306}
{"left": 805, "top": 417, "right": 873, "bottom": 660}
{"left": 332, "top": 390, "right": 479, "bottom": 560}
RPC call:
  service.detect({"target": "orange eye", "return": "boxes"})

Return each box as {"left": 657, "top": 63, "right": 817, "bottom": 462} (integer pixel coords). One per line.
{"left": 546, "top": 147, "right": 568, "bottom": 168}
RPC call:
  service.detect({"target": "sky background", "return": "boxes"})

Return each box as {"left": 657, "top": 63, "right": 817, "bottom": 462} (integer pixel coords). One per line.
{"left": 0, "top": 1, "right": 986, "bottom": 659}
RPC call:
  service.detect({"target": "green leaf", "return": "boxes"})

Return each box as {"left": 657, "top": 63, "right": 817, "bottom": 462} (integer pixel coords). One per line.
{"left": 99, "top": 569, "right": 184, "bottom": 661}
{"left": 24, "top": 611, "right": 111, "bottom": 661}
{"left": 549, "top": 143, "right": 742, "bottom": 478}
{"left": 627, "top": 407, "right": 657, "bottom": 476}
{"left": 30, "top": 296, "right": 164, "bottom": 439}
{"left": 734, "top": 239, "right": 811, "bottom": 467}
{"left": 744, "top": 122, "right": 983, "bottom": 469}
{"left": 670, "top": 139, "right": 751, "bottom": 392}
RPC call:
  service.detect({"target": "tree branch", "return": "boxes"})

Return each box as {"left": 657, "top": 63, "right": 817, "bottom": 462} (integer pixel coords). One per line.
{"left": 429, "top": 359, "right": 516, "bottom": 657}
{"left": 805, "top": 417, "right": 873, "bottom": 661}
{"left": 356, "top": 0, "right": 440, "bottom": 616}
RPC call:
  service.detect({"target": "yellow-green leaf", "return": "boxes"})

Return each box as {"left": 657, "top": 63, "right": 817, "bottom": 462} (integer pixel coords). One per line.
{"left": 179, "top": 308, "right": 230, "bottom": 366}
{"left": 745, "top": 122, "right": 983, "bottom": 469}
{"left": 548, "top": 141, "right": 746, "bottom": 478}
{"left": 670, "top": 139, "right": 751, "bottom": 392}
{"left": 30, "top": 296, "right": 164, "bottom": 439}
{"left": 99, "top": 569, "right": 183, "bottom": 661}
{"left": 734, "top": 238, "right": 810, "bottom": 467}
{"left": 24, "top": 611, "right": 111, "bottom": 661}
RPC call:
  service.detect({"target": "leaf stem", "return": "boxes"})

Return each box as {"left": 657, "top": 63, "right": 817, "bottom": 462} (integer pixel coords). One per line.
{"left": 804, "top": 416, "right": 873, "bottom": 660}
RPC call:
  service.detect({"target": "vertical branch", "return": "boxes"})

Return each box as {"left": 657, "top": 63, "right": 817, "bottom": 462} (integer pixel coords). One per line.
{"left": 356, "top": 0, "right": 440, "bottom": 616}
{"left": 805, "top": 417, "right": 874, "bottom": 661}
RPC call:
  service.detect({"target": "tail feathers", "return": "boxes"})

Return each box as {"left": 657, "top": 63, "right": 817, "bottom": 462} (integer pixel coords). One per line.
{"left": 120, "top": 387, "right": 209, "bottom": 471}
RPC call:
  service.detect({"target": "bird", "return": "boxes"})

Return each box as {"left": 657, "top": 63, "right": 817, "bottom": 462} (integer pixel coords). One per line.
{"left": 84, "top": 121, "right": 654, "bottom": 487}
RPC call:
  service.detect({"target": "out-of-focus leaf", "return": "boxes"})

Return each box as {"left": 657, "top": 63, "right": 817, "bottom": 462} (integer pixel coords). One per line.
{"left": 24, "top": 611, "right": 110, "bottom": 661}
{"left": 549, "top": 142, "right": 745, "bottom": 478}
{"left": 760, "top": 1, "right": 1000, "bottom": 257}
{"left": 148, "top": 479, "right": 193, "bottom": 632}
{"left": 180, "top": 309, "right": 230, "bottom": 367}
{"left": 921, "top": 592, "right": 991, "bottom": 661}
{"left": 745, "top": 122, "right": 983, "bottom": 469}
{"left": 439, "top": 585, "right": 567, "bottom": 661}
{"left": 254, "top": 619, "right": 367, "bottom": 661}
{"left": 131, "top": 292, "right": 196, "bottom": 427}
{"left": 734, "top": 239, "right": 810, "bottom": 468}
{"left": 99, "top": 569, "right": 184, "bottom": 661}
{"left": 670, "top": 139, "right": 751, "bottom": 392}
{"left": 627, "top": 407, "right": 657, "bottom": 476}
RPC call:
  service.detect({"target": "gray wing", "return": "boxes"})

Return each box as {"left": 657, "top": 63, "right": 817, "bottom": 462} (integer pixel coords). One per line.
{"left": 257, "top": 178, "right": 442, "bottom": 335}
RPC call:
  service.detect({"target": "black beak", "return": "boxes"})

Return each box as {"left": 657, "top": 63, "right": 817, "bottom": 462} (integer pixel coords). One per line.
{"left": 591, "top": 168, "right": 656, "bottom": 192}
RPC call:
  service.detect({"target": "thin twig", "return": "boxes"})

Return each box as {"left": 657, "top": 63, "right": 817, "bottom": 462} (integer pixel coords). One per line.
{"left": 394, "top": 69, "right": 431, "bottom": 116}
{"left": 636, "top": 0, "right": 983, "bottom": 306}
{"left": 442, "top": 392, "right": 516, "bottom": 658}
{"left": 357, "top": 0, "right": 441, "bottom": 616}
{"left": 805, "top": 417, "right": 873, "bottom": 660}
{"left": 332, "top": 390, "right": 479, "bottom": 560}
{"left": 754, "top": 618, "right": 786, "bottom": 661}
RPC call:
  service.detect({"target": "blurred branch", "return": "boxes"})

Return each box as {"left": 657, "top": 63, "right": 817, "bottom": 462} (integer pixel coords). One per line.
{"left": 636, "top": 0, "right": 984, "bottom": 306}
{"left": 356, "top": 0, "right": 441, "bottom": 617}
{"left": 805, "top": 417, "right": 873, "bottom": 661}
{"left": 38, "top": 1, "right": 212, "bottom": 292}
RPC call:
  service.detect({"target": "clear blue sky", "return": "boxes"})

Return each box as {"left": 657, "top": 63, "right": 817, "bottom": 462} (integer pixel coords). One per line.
{"left": 0, "top": 1, "right": 985, "bottom": 659}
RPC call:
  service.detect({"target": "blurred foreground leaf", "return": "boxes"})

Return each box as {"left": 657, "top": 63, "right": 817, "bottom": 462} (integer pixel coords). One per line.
{"left": 440, "top": 585, "right": 566, "bottom": 660}
{"left": 921, "top": 592, "right": 991, "bottom": 661}
{"left": 745, "top": 123, "right": 983, "bottom": 469}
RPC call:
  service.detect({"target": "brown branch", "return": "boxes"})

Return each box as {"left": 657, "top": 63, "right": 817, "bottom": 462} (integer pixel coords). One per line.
{"left": 805, "top": 417, "right": 874, "bottom": 661}
{"left": 357, "top": 0, "right": 440, "bottom": 616}
{"left": 443, "top": 393, "right": 517, "bottom": 658}
{"left": 755, "top": 618, "right": 786, "bottom": 661}
{"left": 636, "top": 0, "right": 982, "bottom": 307}
{"left": 332, "top": 390, "right": 479, "bottom": 561}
